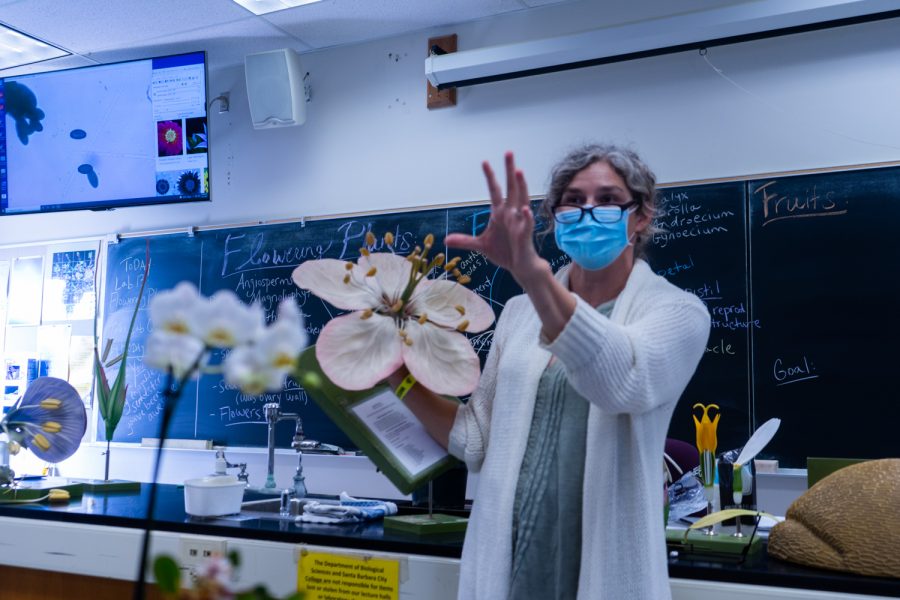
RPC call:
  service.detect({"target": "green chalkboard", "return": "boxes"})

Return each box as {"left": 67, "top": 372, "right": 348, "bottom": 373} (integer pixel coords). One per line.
{"left": 101, "top": 185, "right": 748, "bottom": 451}
{"left": 749, "top": 166, "right": 900, "bottom": 467}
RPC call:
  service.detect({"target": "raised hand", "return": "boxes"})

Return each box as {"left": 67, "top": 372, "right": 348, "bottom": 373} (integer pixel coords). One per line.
{"left": 445, "top": 152, "right": 544, "bottom": 284}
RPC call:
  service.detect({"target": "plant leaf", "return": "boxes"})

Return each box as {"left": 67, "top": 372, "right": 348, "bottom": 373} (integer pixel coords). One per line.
{"left": 685, "top": 508, "right": 779, "bottom": 541}
{"left": 98, "top": 242, "right": 150, "bottom": 438}
{"left": 228, "top": 548, "right": 241, "bottom": 568}
{"left": 152, "top": 554, "right": 181, "bottom": 595}
{"left": 94, "top": 346, "right": 113, "bottom": 421}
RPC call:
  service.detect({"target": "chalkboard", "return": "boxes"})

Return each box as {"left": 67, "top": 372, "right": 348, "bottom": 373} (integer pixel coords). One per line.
{"left": 645, "top": 182, "right": 750, "bottom": 453}
{"left": 749, "top": 166, "right": 900, "bottom": 467}
{"left": 101, "top": 183, "right": 749, "bottom": 453}
{"left": 103, "top": 168, "right": 900, "bottom": 467}
{"left": 103, "top": 206, "right": 532, "bottom": 449}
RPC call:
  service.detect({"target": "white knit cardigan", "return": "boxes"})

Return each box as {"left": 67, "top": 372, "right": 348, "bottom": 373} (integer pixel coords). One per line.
{"left": 448, "top": 259, "right": 710, "bottom": 600}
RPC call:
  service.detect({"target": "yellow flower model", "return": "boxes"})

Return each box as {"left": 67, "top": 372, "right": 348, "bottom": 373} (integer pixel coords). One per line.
{"left": 693, "top": 403, "right": 720, "bottom": 503}
{"left": 292, "top": 232, "right": 495, "bottom": 396}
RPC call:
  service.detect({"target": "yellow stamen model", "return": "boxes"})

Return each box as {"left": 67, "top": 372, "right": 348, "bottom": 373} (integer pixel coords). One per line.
{"left": 32, "top": 434, "right": 51, "bottom": 451}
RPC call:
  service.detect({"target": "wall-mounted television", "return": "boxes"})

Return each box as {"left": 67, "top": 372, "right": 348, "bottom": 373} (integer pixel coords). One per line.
{"left": 0, "top": 51, "right": 210, "bottom": 216}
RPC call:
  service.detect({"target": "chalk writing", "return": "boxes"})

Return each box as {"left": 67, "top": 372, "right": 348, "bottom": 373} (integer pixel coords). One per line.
{"left": 221, "top": 232, "right": 333, "bottom": 276}
{"left": 656, "top": 255, "right": 695, "bottom": 277}
{"left": 773, "top": 355, "right": 819, "bottom": 386}
{"left": 755, "top": 180, "right": 846, "bottom": 227}
{"left": 653, "top": 192, "right": 734, "bottom": 248}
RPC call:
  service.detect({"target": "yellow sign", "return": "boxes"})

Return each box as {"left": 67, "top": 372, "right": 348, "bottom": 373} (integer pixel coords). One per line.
{"left": 298, "top": 550, "right": 400, "bottom": 600}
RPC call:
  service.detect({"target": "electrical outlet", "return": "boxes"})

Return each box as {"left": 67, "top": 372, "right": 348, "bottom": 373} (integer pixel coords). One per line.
{"left": 179, "top": 535, "right": 227, "bottom": 570}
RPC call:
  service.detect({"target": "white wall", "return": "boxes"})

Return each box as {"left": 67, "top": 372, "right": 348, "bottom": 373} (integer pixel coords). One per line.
{"left": 3, "top": 4, "right": 900, "bottom": 499}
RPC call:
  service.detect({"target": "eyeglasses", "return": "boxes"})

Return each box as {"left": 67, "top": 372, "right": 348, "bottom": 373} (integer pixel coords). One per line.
{"left": 553, "top": 202, "right": 637, "bottom": 225}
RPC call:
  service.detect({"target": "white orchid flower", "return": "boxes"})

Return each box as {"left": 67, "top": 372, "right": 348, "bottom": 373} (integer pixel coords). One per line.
{"left": 223, "top": 345, "right": 285, "bottom": 396}
{"left": 192, "top": 290, "right": 265, "bottom": 349}
{"left": 292, "top": 233, "right": 494, "bottom": 396}
{"left": 149, "top": 281, "right": 201, "bottom": 336}
{"left": 144, "top": 330, "right": 205, "bottom": 379}
{"left": 257, "top": 298, "right": 308, "bottom": 371}
{"left": 222, "top": 298, "right": 308, "bottom": 395}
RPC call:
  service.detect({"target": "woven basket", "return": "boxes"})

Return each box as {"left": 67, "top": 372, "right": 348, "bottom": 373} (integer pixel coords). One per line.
{"left": 768, "top": 458, "right": 900, "bottom": 579}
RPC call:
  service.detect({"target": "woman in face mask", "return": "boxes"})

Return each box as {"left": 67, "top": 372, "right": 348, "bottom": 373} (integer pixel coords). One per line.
{"left": 388, "top": 144, "right": 710, "bottom": 600}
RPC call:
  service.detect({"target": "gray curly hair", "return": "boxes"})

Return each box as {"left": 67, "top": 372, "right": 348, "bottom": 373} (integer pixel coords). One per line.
{"left": 538, "top": 143, "right": 661, "bottom": 258}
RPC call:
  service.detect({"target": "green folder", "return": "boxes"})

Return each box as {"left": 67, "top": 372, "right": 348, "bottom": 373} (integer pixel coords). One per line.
{"left": 297, "top": 347, "right": 461, "bottom": 495}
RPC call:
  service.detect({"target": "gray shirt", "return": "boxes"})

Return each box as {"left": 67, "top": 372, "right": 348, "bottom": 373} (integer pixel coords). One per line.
{"left": 508, "top": 300, "right": 615, "bottom": 599}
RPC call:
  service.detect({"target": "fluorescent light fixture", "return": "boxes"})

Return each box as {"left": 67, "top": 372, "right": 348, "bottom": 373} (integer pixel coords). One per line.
{"left": 0, "top": 23, "right": 69, "bottom": 70}
{"left": 232, "top": 0, "right": 324, "bottom": 16}
{"left": 426, "top": 0, "right": 900, "bottom": 88}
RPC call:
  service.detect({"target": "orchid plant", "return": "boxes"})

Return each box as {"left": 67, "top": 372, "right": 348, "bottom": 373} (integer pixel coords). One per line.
{"left": 154, "top": 550, "right": 303, "bottom": 600}
{"left": 94, "top": 243, "right": 149, "bottom": 480}
{"left": 138, "top": 283, "right": 308, "bottom": 600}
{"left": 144, "top": 282, "right": 308, "bottom": 396}
{"left": 292, "top": 231, "right": 494, "bottom": 397}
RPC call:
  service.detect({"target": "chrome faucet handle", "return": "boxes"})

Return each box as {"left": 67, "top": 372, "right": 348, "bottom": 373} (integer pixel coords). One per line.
{"left": 263, "top": 402, "right": 281, "bottom": 422}
{"left": 235, "top": 463, "right": 249, "bottom": 484}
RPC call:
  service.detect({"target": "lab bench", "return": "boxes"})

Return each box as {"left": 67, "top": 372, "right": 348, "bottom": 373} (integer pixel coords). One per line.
{"left": 0, "top": 484, "right": 897, "bottom": 599}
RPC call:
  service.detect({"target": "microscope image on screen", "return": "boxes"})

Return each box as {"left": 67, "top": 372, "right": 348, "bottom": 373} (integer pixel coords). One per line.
{"left": 0, "top": 52, "right": 209, "bottom": 216}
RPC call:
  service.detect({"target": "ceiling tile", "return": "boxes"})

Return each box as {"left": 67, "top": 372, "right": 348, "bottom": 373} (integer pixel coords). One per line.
{"left": 266, "top": 0, "right": 524, "bottom": 49}
{"left": 0, "top": 0, "right": 252, "bottom": 55}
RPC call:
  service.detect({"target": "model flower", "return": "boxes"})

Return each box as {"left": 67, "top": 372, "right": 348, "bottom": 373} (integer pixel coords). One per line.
{"left": 692, "top": 402, "right": 720, "bottom": 501}
{"left": 292, "top": 231, "right": 494, "bottom": 396}
{"left": 0, "top": 377, "right": 86, "bottom": 464}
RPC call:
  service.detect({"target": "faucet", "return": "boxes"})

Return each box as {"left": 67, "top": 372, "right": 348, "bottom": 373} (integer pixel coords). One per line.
{"left": 262, "top": 402, "right": 307, "bottom": 498}
{"left": 214, "top": 447, "right": 249, "bottom": 485}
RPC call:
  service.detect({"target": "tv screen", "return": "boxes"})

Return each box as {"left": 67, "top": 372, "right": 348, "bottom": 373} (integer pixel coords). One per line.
{"left": 0, "top": 51, "right": 210, "bottom": 216}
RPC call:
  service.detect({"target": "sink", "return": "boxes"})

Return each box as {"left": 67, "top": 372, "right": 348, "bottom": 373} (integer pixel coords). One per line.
{"left": 240, "top": 495, "right": 339, "bottom": 521}
{"left": 240, "top": 495, "right": 470, "bottom": 522}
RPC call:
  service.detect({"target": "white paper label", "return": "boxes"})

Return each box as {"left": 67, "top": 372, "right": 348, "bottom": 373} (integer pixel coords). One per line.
{"left": 351, "top": 389, "right": 448, "bottom": 478}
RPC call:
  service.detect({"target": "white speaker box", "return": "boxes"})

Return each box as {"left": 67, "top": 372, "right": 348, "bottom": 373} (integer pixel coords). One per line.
{"left": 244, "top": 48, "right": 306, "bottom": 129}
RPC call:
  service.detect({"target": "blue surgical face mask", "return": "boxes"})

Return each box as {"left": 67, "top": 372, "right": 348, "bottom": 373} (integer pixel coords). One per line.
{"left": 554, "top": 206, "right": 633, "bottom": 271}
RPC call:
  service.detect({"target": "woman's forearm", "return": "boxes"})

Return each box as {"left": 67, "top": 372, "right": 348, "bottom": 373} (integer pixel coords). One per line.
{"left": 516, "top": 258, "right": 577, "bottom": 343}
{"left": 387, "top": 368, "right": 459, "bottom": 449}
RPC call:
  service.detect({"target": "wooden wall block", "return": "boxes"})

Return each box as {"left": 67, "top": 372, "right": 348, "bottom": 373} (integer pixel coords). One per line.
{"left": 427, "top": 34, "right": 458, "bottom": 110}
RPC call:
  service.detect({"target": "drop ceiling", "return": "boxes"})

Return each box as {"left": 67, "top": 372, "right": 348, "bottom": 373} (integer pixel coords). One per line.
{"left": 0, "top": 0, "right": 572, "bottom": 73}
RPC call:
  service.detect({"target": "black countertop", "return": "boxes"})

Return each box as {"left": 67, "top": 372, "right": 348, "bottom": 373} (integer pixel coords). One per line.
{"left": 668, "top": 544, "right": 900, "bottom": 597}
{"left": 0, "top": 483, "right": 465, "bottom": 559}
{"left": 1, "top": 484, "right": 898, "bottom": 597}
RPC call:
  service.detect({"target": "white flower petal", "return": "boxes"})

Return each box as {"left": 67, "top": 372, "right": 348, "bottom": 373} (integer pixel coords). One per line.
{"left": 223, "top": 346, "right": 287, "bottom": 395}
{"left": 144, "top": 330, "right": 204, "bottom": 379}
{"left": 149, "top": 281, "right": 201, "bottom": 335}
{"left": 292, "top": 259, "right": 379, "bottom": 311}
{"left": 411, "top": 279, "right": 495, "bottom": 332}
{"left": 316, "top": 312, "right": 403, "bottom": 390}
{"left": 402, "top": 320, "right": 481, "bottom": 396}
{"left": 276, "top": 297, "right": 304, "bottom": 329}
{"left": 192, "top": 291, "right": 263, "bottom": 348}
{"left": 359, "top": 253, "right": 412, "bottom": 303}
{"left": 257, "top": 318, "right": 307, "bottom": 370}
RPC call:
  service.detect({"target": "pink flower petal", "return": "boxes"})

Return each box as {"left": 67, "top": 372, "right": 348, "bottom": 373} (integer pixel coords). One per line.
{"left": 292, "top": 259, "right": 378, "bottom": 311}
{"left": 402, "top": 320, "right": 481, "bottom": 396}
{"left": 411, "top": 279, "right": 495, "bottom": 332}
{"left": 316, "top": 312, "right": 404, "bottom": 390}
{"left": 359, "top": 253, "right": 412, "bottom": 303}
